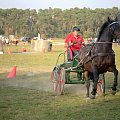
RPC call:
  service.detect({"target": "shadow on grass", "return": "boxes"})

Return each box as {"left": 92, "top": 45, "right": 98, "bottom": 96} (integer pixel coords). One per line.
{"left": 50, "top": 94, "right": 120, "bottom": 120}
{"left": 0, "top": 86, "right": 120, "bottom": 120}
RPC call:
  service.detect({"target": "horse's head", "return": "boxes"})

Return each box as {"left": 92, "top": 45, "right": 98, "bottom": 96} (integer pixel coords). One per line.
{"left": 97, "top": 17, "right": 120, "bottom": 42}
{"left": 108, "top": 17, "right": 120, "bottom": 40}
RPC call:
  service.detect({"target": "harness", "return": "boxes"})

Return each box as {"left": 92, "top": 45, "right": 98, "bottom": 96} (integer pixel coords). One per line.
{"left": 81, "top": 42, "right": 116, "bottom": 65}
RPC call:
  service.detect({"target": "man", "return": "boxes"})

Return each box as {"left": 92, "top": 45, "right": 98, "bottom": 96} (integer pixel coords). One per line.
{"left": 65, "top": 26, "right": 85, "bottom": 61}
{"left": 65, "top": 26, "right": 85, "bottom": 80}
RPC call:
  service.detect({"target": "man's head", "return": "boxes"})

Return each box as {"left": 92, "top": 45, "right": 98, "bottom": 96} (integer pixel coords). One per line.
{"left": 72, "top": 26, "right": 80, "bottom": 36}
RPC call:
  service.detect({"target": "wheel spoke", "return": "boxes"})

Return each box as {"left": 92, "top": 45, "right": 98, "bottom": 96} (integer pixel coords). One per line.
{"left": 51, "top": 67, "right": 65, "bottom": 95}
{"left": 97, "top": 74, "right": 105, "bottom": 96}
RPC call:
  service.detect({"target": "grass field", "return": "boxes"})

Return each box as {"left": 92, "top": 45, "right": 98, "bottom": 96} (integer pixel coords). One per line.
{"left": 0, "top": 42, "right": 120, "bottom": 120}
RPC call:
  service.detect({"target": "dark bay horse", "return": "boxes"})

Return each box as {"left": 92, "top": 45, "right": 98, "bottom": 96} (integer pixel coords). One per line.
{"left": 78, "top": 17, "right": 120, "bottom": 99}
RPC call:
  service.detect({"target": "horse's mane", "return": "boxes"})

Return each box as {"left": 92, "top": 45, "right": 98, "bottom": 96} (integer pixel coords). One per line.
{"left": 97, "top": 21, "right": 109, "bottom": 42}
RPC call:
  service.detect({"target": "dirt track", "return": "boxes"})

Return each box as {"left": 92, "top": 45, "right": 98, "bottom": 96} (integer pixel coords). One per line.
{"left": 0, "top": 71, "right": 87, "bottom": 95}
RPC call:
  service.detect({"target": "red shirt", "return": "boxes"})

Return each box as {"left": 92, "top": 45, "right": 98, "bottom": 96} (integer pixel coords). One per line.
{"left": 65, "top": 33, "right": 84, "bottom": 51}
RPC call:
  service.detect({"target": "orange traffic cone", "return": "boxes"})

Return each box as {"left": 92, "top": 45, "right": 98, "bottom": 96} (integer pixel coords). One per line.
{"left": 8, "top": 48, "right": 12, "bottom": 54}
{"left": 22, "top": 47, "right": 26, "bottom": 52}
{"left": 8, "top": 66, "right": 17, "bottom": 78}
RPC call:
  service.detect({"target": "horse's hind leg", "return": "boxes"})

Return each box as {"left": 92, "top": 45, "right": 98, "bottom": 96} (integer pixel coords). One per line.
{"left": 111, "top": 65, "right": 118, "bottom": 95}
{"left": 84, "top": 71, "right": 90, "bottom": 98}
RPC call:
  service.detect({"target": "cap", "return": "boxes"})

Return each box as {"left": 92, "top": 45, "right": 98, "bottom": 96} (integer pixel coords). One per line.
{"left": 72, "top": 26, "right": 80, "bottom": 32}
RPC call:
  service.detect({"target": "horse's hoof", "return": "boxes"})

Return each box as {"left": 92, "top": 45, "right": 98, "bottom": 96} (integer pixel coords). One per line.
{"left": 111, "top": 90, "right": 116, "bottom": 95}
{"left": 90, "top": 95, "right": 95, "bottom": 99}
{"left": 101, "top": 93, "right": 105, "bottom": 97}
{"left": 86, "top": 97, "right": 90, "bottom": 100}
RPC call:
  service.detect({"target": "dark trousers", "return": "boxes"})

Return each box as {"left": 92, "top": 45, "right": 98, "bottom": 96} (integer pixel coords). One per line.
{"left": 67, "top": 49, "right": 79, "bottom": 61}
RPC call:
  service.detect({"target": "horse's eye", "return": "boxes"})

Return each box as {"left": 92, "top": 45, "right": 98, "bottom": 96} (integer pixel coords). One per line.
{"left": 109, "top": 26, "right": 115, "bottom": 33}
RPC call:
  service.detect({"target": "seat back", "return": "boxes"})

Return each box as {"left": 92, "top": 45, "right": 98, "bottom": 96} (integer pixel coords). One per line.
{"left": 67, "top": 48, "right": 73, "bottom": 61}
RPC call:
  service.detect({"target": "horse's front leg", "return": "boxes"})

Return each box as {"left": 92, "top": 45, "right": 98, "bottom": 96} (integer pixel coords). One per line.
{"left": 111, "top": 65, "right": 118, "bottom": 95}
{"left": 91, "top": 65, "right": 99, "bottom": 99}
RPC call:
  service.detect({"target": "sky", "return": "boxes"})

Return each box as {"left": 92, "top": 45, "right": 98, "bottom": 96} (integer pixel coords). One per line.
{"left": 0, "top": 0, "right": 120, "bottom": 10}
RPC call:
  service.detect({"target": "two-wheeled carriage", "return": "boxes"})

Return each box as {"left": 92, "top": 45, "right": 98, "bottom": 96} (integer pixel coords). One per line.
{"left": 51, "top": 50, "right": 105, "bottom": 95}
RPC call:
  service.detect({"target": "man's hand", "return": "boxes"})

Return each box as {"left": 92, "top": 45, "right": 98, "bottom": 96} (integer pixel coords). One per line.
{"left": 73, "top": 41, "right": 77, "bottom": 44}
{"left": 82, "top": 43, "right": 85, "bottom": 46}
{"left": 67, "top": 41, "right": 78, "bottom": 48}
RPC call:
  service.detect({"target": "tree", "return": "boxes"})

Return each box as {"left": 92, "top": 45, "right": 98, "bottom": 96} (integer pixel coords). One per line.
{"left": 0, "top": 28, "right": 5, "bottom": 35}
{"left": 0, "top": 7, "right": 119, "bottom": 38}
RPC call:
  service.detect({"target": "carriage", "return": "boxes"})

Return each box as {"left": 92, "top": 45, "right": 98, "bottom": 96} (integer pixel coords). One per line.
{"left": 51, "top": 50, "right": 105, "bottom": 96}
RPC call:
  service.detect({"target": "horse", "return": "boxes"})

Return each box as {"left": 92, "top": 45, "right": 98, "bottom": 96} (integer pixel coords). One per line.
{"left": 78, "top": 17, "right": 120, "bottom": 99}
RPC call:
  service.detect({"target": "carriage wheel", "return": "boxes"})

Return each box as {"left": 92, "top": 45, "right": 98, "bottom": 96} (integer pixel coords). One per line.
{"left": 57, "top": 68, "right": 65, "bottom": 95}
{"left": 51, "top": 67, "right": 59, "bottom": 92}
{"left": 97, "top": 74, "right": 105, "bottom": 96}
{"left": 51, "top": 67, "right": 65, "bottom": 95}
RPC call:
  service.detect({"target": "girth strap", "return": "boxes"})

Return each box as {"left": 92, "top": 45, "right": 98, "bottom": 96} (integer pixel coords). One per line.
{"left": 84, "top": 52, "right": 115, "bottom": 64}
{"left": 92, "top": 52, "right": 115, "bottom": 58}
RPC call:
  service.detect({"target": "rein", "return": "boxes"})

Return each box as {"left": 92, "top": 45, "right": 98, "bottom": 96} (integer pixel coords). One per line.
{"left": 94, "top": 41, "right": 118, "bottom": 44}
{"left": 95, "top": 42, "right": 118, "bottom": 44}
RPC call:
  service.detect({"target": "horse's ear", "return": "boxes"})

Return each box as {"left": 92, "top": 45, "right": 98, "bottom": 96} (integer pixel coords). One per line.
{"left": 115, "top": 17, "right": 118, "bottom": 21}
{"left": 108, "top": 17, "right": 111, "bottom": 22}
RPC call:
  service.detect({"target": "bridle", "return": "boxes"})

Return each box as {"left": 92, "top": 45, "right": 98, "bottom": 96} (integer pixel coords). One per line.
{"left": 108, "top": 21, "right": 120, "bottom": 40}
{"left": 108, "top": 21, "right": 119, "bottom": 27}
